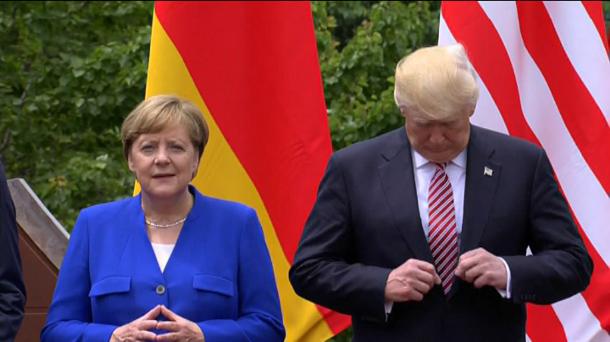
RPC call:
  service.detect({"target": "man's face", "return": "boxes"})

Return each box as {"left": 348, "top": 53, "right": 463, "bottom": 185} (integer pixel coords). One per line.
{"left": 402, "top": 107, "right": 471, "bottom": 163}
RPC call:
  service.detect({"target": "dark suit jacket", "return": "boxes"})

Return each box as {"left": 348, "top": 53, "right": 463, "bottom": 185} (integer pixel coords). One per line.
{"left": 289, "top": 126, "right": 592, "bottom": 341}
{"left": 0, "top": 161, "right": 26, "bottom": 341}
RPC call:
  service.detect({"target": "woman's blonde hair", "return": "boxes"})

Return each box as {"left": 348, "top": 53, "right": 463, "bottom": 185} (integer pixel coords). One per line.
{"left": 394, "top": 44, "right": 479, "bottom": 120}
{"left": 120, "top": 95, "right": 209, "bottom": 160}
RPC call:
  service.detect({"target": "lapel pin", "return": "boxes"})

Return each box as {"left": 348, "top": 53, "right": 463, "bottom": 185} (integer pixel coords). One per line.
{"left": 484, "top": 166, "right": 493, "bottom": 177}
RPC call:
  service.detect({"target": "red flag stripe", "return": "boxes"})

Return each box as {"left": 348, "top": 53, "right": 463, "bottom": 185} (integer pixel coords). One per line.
{"left": 449, "top": 3, "right": 609, "bottom": 261}
{"left": 570, "top": 213, "right": 610, "bottom": 332}
{"left": 153, "top": 1, "right": 350, "bottom": 336}
{"left": 441, "top": 2, "right": 565, "bottom": 339}
{"left": 543, "top": 2, "right": 610, "bottom": 128}
{"left": 441, "top": 2, "right": 540, "bottom": 145}
{"left": 442, "top": 1, "right": 610, "bottom": 339}
{"left": 154, "top": 1, "right": 329, "bottom": 267}
{"left": 516, "top": 1, "right": 610, "bottom": 193}
{"left": 527, "top": 304, "right": 568, "bottom": 342}
{"left": 471, "top": 2, "right": 610, "bottom": 333}
{"left": 581, "top": 1, "right": 610, "bottom": 54}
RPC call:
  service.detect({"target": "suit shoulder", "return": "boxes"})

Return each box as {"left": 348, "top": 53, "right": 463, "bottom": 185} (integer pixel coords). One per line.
{"left": 474, "top": 125, "right": 542, "bottom": 156}
{"left": 333, "top": 127, "right": 405, "bottom": 162}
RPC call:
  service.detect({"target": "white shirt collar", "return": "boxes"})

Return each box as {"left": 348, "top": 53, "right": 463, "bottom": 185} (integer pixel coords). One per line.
{"left": 413, "top": 148, "right": 467, "bottom": 169}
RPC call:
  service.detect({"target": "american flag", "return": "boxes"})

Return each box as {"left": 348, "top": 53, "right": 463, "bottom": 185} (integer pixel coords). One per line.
{"left": 439, "top": 1, "right": 610, "bottom": 341}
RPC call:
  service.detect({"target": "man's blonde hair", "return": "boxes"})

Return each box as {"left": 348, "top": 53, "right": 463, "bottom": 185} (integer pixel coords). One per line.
{"left": 120, "top": 95, "right": 209, "bottom": 160}
{"left": 394, "top": 44, "right": 479, "bottom": 120}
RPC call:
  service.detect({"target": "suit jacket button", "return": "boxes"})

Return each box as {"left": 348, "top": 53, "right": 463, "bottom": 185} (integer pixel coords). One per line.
{"left": 156, "top": 284, "right": 166, "bottom": 295}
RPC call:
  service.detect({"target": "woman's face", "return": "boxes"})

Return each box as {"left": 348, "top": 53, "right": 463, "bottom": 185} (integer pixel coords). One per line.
{"left": 128, "top": 123, "right": 199, "bottom": 200}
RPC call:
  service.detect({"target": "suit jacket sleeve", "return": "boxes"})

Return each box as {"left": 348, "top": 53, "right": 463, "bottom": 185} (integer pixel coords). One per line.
{"left": 503, "top": 149, "right": 593, "bottom": 304}
{"left": 0, "top": 164, "right": 26, "bottom": 342}
{"left": 289, "top": 154, "right": 391, "bottom": 323}
{"left": 198, "top": 209, "right": 285, "bottom": 341}
{"left": 41, "top": 210, "right": 117, "bottom": 342}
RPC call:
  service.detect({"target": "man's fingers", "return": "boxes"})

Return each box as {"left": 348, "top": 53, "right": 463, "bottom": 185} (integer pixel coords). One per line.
{"left": 409, "top": 259, "right": 437, "bottom": 274}
{"left": 473, "top": 273, "right": 492, "bottom": 288}
{"left": 456, "top": 248, "right": 490, "bottom": 275}
{"left": 408, "top": 278, "right": 434, "bottom": 294}
{"left": 463, "top": 263, "right": 484, "bottom": 283}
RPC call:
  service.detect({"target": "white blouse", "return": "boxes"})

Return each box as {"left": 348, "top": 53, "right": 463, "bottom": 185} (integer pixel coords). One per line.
{"left": 151, "top": 243, "right": 176, "bottom": 272}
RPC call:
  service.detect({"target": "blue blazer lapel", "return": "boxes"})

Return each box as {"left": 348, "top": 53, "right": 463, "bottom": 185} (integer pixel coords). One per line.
{"left": 122, "top": 194, "right": 166, "bottom": 280}
{"left": 378, "top": 128, "right": 434, "bottom": 263}
{"left": 461, "top": 126, "right": 501, "bottom": 253}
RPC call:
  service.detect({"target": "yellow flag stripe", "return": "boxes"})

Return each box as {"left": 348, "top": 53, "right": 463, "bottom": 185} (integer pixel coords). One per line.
{"left": 145, "top": 14, "right": 334, "bottom": 341}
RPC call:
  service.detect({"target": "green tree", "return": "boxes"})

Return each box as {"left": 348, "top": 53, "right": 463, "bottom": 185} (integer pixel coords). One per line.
{"left": 0, "top": 1, "right": 153, "bottom": 228}
{"left": 313, "top": 1, "right": 439, "bottom": 151}
{"left": 1, "top": 2, "right": 439, "bottom": 340}
{"left": 312, "top": 2, "right": 440, "bottom": 340}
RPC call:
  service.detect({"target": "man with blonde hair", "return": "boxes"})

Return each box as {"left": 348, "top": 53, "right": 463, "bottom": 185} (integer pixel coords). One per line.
{"left": 290, "top": 44, "right": 592, "bottom": 341}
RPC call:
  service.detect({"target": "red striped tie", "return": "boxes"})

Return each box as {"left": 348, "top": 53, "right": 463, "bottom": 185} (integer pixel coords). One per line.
{"left": 428, "top": 162, "right": 459, "bottom": 294}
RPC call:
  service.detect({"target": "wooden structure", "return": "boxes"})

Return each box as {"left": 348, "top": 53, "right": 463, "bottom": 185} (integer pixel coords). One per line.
{"left": 7, "top": 178, "right": 69, "bottom": 342}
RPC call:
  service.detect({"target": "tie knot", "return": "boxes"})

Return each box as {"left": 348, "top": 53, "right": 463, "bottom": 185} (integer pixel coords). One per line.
{"left": 433, "top": 162, "right": 447, "bottom": 170}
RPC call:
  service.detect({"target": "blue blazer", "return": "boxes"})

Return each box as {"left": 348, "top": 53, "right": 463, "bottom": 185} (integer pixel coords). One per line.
{"left": 42, "top": 186, "right": 285, "bottom": 341}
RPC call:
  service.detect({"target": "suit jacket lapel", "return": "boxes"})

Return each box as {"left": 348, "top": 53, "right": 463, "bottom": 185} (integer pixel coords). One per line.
{"left": 378, "top": 128, "right": 434, "bottom": 263}
{"left": 461, "top": 126, "right": 501, "bottom": 253}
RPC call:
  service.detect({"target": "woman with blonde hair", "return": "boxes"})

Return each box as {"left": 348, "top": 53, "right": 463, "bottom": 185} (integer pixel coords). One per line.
{"left": 42, "top": 95, "right": 285, "bottom": 342}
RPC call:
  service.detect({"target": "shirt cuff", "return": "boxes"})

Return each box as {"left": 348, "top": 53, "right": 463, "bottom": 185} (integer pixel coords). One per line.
{"left": 496, "top": 257, "right": 512, "bottom": 299}
{"left": 384, "top": 300, "right": 394, "bottom": 321}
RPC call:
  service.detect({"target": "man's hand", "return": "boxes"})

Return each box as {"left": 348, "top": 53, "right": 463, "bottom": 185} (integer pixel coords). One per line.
{"left": 110, "top": 305, "right": 161, "bottom": 342}
{"left": 155, "top": 305, "right": 204, "bottom": 342}
{"left": 455, "top": 248, "right": 507, "bottom": 290}
{"left": 385, "top": 259, "right": 441, "bottom": 302}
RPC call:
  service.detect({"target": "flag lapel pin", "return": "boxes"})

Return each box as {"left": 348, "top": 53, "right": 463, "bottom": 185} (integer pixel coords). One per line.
{"left": 484, "top": 166, "right": 493, "bottom": 177}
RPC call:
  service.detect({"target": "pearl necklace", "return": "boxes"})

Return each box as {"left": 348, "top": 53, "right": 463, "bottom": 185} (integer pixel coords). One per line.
{"left": 145, "top": 216, "right": 187, "bottom": 229}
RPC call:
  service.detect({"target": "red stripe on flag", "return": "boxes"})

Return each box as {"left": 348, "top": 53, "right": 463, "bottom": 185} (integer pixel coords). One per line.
{"left": 316, "top": 305, "right": 350, "bottom": 335}
{"left": 444, "top": 1, "right": 610, "bottom": 337}
{"left": 581, "top": 1, "right": 610, "bottom": 54}
{"left": 441, "top": 2, "right": 539, "bottom": 145}
{"left": 153, "top": 1, "right": 349, "bottom": 334}
{"left": 441, "top": 2, "right": 567, "bottom": 339}
{"left": 154, "top": 0, "right": 330, "bottom": 265}
{"left": 571, "top": 210, "right": 610, "bottom": 333}
{"left": 516, "top": 1, "right": 610, "bottom": 194}
{"left": 527, "top": 304, "right": 568, "bottom": 342}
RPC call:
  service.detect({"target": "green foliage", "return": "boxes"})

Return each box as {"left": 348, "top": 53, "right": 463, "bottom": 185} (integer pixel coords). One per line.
{"left": 0, "top": 1, "right": 152, "bottom": 228}
{"left": 313, "top": 1, "right": 439, "bottom": 150}
{"left": 1, "top": 2, "right": 438, "bottom": 339}
{"left": 312, "top": 2, "right": 440, "bottom": 340}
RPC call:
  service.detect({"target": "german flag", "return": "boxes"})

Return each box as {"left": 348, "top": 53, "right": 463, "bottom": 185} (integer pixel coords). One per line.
{"left": 145, "top": 2, "right": 350, "bottom": 340}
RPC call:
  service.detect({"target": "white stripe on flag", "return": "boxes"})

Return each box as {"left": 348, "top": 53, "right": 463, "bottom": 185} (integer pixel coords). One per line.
{"left": 439, "top": 1, "right": 609, "bottom": 340}
{"left": 478, "top": 1, "right": 610, "bottom": 266}
{"left": 543, "top": 1, "right": 610, "bottom": 123}
{"left": 552, "top": 293, "right": 610, "bottom": 342}
{"left": 438, "top": 15, "right": 509, "bottom": 134}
